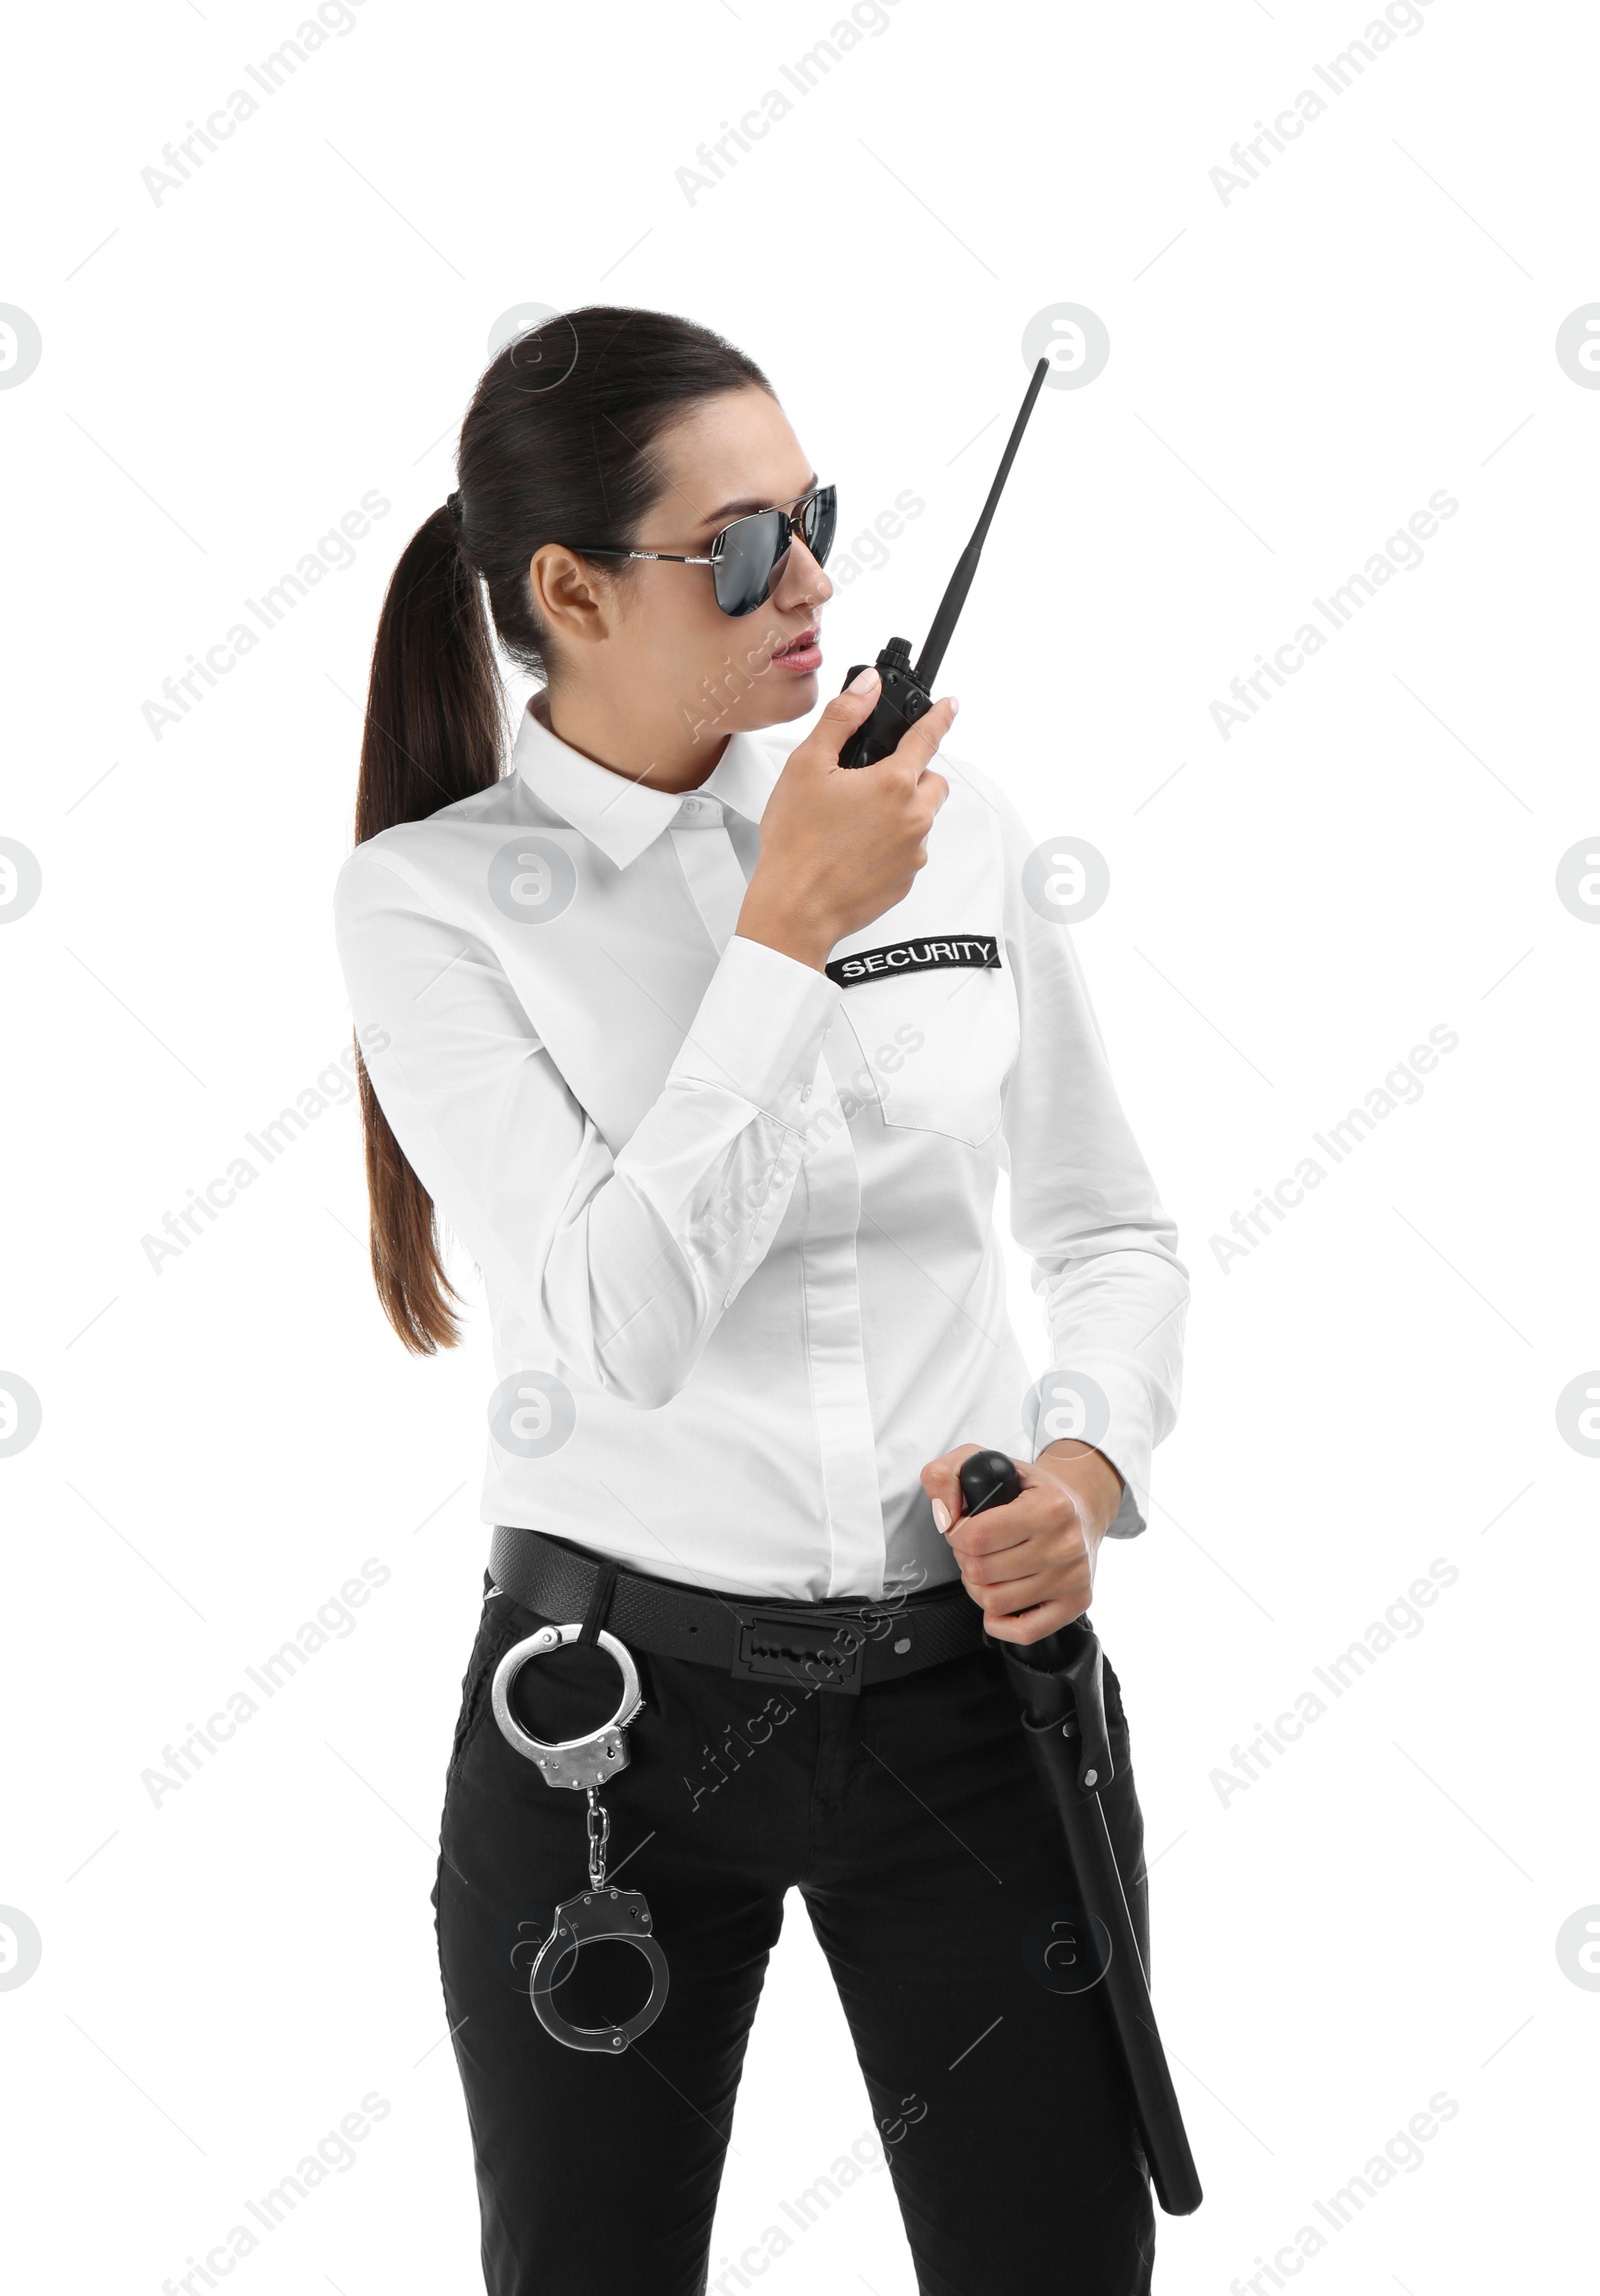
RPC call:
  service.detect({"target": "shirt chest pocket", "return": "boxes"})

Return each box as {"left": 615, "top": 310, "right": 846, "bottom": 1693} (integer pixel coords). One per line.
{"left": 833, "top": 959, "right": 1021, "bottom": 1148}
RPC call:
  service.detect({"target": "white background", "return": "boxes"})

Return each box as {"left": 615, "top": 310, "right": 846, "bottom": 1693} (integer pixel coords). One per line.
{"left": 2, "top": 0, "right": 1595, "bottom": 2289}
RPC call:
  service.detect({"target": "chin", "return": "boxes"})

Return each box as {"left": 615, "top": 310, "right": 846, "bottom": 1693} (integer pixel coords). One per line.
{"left": 751, "top": 670, "right": 819, "bottom": 730}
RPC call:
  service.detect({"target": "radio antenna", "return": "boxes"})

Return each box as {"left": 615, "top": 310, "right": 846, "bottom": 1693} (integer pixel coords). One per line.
{"left": 912, "top": 356, "right": 1050, "bottom": 691}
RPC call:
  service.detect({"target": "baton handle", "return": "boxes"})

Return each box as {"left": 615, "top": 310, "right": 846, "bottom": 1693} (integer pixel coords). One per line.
{"left": 959, "top": 1447, "right": 1115, "bottom": 1784}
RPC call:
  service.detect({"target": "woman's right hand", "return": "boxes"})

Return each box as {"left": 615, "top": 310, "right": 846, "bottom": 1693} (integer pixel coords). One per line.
{"left": 735, "top": 669, "right": 955, "bottom": 972}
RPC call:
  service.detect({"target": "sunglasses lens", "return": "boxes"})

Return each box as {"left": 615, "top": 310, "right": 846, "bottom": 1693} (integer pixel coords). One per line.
{"left": 713, "top": 510, "right": 787, "bottom": 616}
{"left": 801, "top": 485, "right": 837, "bottom": 567}
{"left": 710, "top": 490, "right": 836, "bottom": 615}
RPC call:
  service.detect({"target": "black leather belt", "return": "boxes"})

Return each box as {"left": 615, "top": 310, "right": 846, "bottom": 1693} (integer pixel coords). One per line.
{"left": 487, "top": 1523, "right": 988, "bottom": 1696}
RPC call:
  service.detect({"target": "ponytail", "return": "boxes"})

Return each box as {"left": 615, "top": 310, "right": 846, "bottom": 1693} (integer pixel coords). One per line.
{"left": 352, "top": 503, "right": 503, "bottom": 1352}
{"left": 356, "top": 503, "right": 504, "bottom": 847}
{"left": 351, "top": 305, "right": 774, "bottom": 1353}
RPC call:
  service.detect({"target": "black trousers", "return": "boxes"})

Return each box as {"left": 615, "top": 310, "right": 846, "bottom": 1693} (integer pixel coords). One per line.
{"left": 433, "top": 1560, "right": 1157, "bottom": 2296}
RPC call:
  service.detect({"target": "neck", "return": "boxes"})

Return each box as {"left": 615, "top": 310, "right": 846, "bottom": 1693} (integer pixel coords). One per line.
{"left": 538, "top": 682, "right": 732, "bottom": 794}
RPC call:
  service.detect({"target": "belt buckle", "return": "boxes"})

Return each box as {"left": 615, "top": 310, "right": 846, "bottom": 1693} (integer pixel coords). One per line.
{"left": 730, "top": 1605, "right": 866, "bottom": 1696}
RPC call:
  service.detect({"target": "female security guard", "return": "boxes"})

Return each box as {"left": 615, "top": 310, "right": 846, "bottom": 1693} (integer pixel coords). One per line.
{"left": 334, "top": 305, "right": 1188, "bottom": 2296}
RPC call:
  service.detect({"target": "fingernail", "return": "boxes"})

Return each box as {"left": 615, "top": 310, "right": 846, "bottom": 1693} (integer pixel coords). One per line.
{"left": 848, "top": 665, "right": 881, "bottom": 692}
{"left": 932, "top": 1498, "right": 951, "bottom": 1534}
{"left": 947, "top": 696, "right": 959, "bottom": 714}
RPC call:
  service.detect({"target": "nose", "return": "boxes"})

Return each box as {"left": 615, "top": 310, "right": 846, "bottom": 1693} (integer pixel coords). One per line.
{"left": 772, "top": 531, "right": 831, "bottom": 615}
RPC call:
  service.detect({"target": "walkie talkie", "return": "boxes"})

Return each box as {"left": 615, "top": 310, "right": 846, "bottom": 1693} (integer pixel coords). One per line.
{"left": 837, "top": 357, "right": 1051, "bottom": 769}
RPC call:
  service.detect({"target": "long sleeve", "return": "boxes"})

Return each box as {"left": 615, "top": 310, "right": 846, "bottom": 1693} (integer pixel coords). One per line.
{"left": 994, "top": 787, "right": 1190, "bottom": 1538}
{"left": 333, "top": 841, "right": 840, "bottom": 1409}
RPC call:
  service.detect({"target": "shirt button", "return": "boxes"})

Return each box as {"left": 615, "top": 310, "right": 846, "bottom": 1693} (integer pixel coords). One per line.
{"left": 723, "top": 1291, "right": 736, "bottom": 1308}
{"left": 800, "top": 1083, "right": 811, "bottom": 1101}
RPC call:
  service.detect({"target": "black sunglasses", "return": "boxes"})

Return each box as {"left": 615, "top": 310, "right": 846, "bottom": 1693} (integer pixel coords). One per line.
{"left": 567, "top": 483, "right": 837, "bottom": 618}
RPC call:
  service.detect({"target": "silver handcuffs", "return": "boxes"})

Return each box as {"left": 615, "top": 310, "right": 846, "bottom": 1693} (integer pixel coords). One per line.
{"left": 490, "top": 1619, "right": 669, "bottom": 2054}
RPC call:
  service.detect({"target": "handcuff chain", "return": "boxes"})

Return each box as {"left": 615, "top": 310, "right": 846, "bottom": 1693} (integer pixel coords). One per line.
{"left": 586, "top": 1787, "right": 610, "bottom": 1890}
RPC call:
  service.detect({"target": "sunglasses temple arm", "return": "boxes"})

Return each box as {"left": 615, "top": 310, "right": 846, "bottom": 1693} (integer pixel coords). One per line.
{"left": 912, "top": 358, "right": 1050, "bottom": 691}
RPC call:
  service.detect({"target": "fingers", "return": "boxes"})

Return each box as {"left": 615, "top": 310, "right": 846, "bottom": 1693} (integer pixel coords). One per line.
{"left": 922, "top": 1444, "right": 1055, "bottom": 1556}
{"left": 971, "top": 1561, "right": 1078, "bottom": 1609}
{"left": 965, "top": 1455, "right": 1069, "bottom": 1523}
{"left": 920, "top": 1443, "right": 982, "bottom": 1536}
{"left": 980, "top": 1595, "right": 1085, "bottom": 1647}
{"left": 925, "top": 1445, "right": 1092, "bottom": 1639}
{"left": 948, "top": 1472, "right": 1049, "bottom": 1548}
{"left": 891, "top": 696, "right": 956, "bottom": 786}
{"left": 940, "top": 1494, "right": 1087, "bottom": 1620}
{"left": 950, "top": 1507, "right": 1034, "bottom": 1566}
{"left": 805, "top": 666, "right": 884, "bottom": 763}
{"left": 951, "top": 1477, "right": 1086, "bottom": 1576}
{"left": 956, "top": 1531, "right": 1079, "bottom": 1599}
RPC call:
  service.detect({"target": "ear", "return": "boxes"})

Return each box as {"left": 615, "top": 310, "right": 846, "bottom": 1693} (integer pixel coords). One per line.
{"left": 529, "top": 543, "right": 615, "bottom": 652}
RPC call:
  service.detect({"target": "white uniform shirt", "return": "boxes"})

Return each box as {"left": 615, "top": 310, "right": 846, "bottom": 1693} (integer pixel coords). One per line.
{"left": 333, "top": 692, "right": 1188, "bottom": 1603}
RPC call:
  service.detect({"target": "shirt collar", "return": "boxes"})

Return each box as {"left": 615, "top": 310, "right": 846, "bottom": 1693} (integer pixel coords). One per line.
{"left": 512, "top": 691, "right": 781, "bottom": 869}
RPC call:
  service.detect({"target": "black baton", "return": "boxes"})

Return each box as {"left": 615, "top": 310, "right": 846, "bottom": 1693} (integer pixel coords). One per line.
{"left": 957, "top": 1449, "right": 1204, "bottom": 2217}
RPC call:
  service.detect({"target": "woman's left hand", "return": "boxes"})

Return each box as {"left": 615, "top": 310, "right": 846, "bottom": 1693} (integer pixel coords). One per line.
{"left": 919, "top": 1439, "right": 1126, "bottom": 1645}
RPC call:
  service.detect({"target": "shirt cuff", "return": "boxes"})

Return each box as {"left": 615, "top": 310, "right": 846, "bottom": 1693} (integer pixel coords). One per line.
{"left": 1022, "top": 1355, "right": 1157, "bottom": 1540}
{"left": 669, "top": 934, "right": 840, "bottom": 1129}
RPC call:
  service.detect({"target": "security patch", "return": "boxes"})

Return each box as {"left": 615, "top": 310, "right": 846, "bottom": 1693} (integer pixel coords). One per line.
{"left": 825, "top": 936, "right": 1002, "bottom": 986}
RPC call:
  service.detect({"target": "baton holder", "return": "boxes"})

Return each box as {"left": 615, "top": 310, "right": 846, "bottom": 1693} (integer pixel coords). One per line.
{"left": 958, "top": 1450, "right": 1203, "bottom": 2216}
{"left": 1000, "top": 1622, "right": 1203, "bottom": 2216}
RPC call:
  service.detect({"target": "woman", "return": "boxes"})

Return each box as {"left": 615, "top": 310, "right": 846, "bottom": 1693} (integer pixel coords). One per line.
{"left": 334, "top": 304, "right": 1188, "bottom": 2296}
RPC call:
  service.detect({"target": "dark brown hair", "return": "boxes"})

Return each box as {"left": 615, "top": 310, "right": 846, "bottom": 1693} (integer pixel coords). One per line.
{"left": 353, "top": 304, "right": 773, "bottom": 1351}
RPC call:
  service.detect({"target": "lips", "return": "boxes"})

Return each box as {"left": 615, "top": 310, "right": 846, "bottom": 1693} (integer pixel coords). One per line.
{"left": 772, "top": 627, "right": 821, "bottom": 672}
